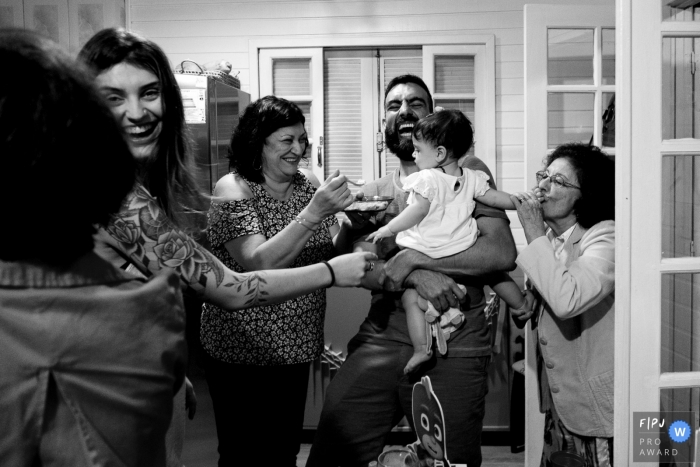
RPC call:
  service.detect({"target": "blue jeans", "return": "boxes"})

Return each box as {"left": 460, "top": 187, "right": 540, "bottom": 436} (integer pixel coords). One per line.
{"left": 307, "top": 338, "right": 490, "bottom": 467}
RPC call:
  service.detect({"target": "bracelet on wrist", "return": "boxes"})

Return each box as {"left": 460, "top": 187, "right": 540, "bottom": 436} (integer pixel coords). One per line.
{"left": 295, "top": 215, "right": 319, "bottom": 231}
{"left": 321, "top": 261, "right": 335, "bottom": 287}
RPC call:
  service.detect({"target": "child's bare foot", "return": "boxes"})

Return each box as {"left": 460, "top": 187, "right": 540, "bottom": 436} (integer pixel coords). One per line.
{"left": 404, "top": 348, "right": 432, "bottom": 374}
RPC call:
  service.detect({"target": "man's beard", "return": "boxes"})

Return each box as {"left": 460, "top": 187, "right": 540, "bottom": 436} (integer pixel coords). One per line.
{"left": 385, "top": 118, "right": 418, "bottom": 162}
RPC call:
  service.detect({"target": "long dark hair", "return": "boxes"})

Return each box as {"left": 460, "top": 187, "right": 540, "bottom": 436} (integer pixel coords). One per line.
{"left": 228, "top": 96, "right": 307, "bottom": 183}
{"left": 0, "top": 29, "right": 136, "bottom": 265}
{"left": 545, "top": 143, "right": 615, "bottom": 229}
{"left": 78, "top": 27, "right": 202, "bottom": 229}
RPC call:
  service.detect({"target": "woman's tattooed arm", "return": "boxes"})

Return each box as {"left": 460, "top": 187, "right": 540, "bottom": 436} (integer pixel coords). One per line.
{"left": 97, "top": 184, "right": 372, "bottom": 310}
{"left": 96, "top": 185, "right": 274, "bottom": 309}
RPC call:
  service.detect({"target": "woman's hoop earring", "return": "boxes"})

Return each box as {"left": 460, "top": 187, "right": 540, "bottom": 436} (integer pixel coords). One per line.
{"left": 253, "top": 154, "right": 262, "bottom": 171}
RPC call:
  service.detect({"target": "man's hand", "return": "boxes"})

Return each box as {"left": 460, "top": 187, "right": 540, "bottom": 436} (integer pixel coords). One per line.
{"left": 381, "top": 248, "right": 427, "bottom": 291}
{"left": 404, "top": 269, "right": 466, "bottom": 312}
{"left": 511, "top": 289, "right": 537, "bottom": 329}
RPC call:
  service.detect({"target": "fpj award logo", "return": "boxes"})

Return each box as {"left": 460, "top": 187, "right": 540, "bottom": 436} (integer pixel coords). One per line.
{"left": 633, "top": 412, "right": 696, "bottom": 463}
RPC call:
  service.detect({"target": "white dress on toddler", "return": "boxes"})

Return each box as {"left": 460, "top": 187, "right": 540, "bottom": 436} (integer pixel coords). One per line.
{"left": 397, "top": 167, "right": 491, "bottom": 259}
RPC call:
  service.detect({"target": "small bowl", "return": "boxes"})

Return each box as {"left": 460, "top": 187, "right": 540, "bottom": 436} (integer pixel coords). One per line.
{"left": 344, "top": 196, "right": 394, "bottom": 213}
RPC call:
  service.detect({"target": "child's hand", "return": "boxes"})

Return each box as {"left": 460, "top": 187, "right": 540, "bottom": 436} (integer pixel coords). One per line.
{"left": 510, "top": 191, "right": 533, "bottom": 203}
{"left": 533, "top": 187, "right": 545, "bottom": 203}
{"left": 511, "top": 290, "right": 536, "bottom": 328}
{"left": 365, "top": 225, "right": 393, "bottom": 243}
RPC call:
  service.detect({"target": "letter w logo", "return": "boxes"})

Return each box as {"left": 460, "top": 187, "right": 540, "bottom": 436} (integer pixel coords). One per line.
{"left": 675, "top": 427, "right": 687, "bottom": 437}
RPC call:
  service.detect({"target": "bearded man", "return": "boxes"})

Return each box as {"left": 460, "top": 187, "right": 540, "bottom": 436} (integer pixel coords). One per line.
{"left": 307, "top": 75, "right": 517, "bottom": 467}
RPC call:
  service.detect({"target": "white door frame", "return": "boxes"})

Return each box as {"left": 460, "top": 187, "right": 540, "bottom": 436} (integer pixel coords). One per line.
{"left": 524, "top": 5, "right": 615, "bottom": 466}
{"left": 620, "top": 0, "right": 700, "bottom": 465}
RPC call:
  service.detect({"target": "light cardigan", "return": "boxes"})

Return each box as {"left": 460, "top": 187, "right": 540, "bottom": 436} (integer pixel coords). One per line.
{"left": 517, "top": 220, "right": 615, "bottom": 437}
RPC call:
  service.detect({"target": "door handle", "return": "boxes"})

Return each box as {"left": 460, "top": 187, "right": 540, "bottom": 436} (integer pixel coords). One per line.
{"left": 317, "top": 135, "right": 324, "bottom": 167}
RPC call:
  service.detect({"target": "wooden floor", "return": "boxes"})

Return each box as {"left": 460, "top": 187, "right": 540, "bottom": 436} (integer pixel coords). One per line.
{"left": 182, "top": 375, "right": 524, "bottom": 467}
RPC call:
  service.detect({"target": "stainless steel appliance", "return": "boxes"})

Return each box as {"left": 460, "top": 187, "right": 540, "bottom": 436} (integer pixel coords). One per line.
{"left": 175, "top": 74, "right": 251, "bottom": 196}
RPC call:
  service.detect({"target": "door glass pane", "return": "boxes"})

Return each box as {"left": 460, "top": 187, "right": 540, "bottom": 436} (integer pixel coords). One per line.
{"left": 662, "top": 37, "right": 700, "bottom": 140}
{"left": 663, "top": 0, "right": 700, "bottom": 21}
{"left": 435, "top": 56, "right": 474, "bottom": 94}
{"left": 547, "top": 92, "right": 594, "bottom": 149}
{"left": 662, "top": 155, "right": 700, "bottom": 258}
{"left": 273, "top": 58, "right": 310, "bottom": 96}
{"left": 602, "top": 28, "right": 616, "bottom": 85}
{"left": 658, "top": 388, "right": 699, "bottom": 464}
{"left": 548, "top": 29, "right": 594, "bottom": 85}
{"left": 383, "top": 57, "right": 422, "bottom": 85}
{"left": 435, "top": 99, "right": 475, "bottom": 157}
{"left": 601, "top": 92, "right": 615, "bottom": 148}
{"left": 661, "top": 273, "right": 700, "bottom": 373}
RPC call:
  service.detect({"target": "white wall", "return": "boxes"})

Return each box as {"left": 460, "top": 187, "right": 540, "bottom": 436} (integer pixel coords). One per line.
{"left": 130, "top": 0, "right": 615, "bottom": 251}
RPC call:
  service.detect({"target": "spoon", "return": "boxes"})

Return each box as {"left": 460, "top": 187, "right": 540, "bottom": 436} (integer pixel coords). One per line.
{"left": 348, "top": 179, "right": 366, "bottom": 187}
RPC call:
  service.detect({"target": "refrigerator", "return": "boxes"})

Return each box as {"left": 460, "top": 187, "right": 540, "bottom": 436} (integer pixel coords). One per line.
{"left": 175, "top": 74, "right": 251, "bottom": 197}
{"left": 175, "top": 74, "right": 250, "bottom": 370}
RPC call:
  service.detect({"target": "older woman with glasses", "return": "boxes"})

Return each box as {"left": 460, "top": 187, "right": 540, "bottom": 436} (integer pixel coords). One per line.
{"left": 510, "top": 142, "right": 615, "bottom": 467}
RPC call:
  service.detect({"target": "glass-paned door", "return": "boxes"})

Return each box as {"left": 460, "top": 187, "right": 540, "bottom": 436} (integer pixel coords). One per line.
{"left": 546, "top": 27, "right": 615, "bottom": 152}
{"left": 621, "top": 0, "right": 700, "bottom": 464}
{"left": 524, "top": 5, "right": 615, "bottom": 466}
{"left": 261, "top": 46, "right": 494, "bottom": 189}
{"left": 423, "top": 44, "right": 496, "bottom": 171}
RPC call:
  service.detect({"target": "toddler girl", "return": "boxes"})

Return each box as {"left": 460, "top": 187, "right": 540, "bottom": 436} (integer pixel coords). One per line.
{"left": 366, "top": 109, "right": 529, "bottom": 373}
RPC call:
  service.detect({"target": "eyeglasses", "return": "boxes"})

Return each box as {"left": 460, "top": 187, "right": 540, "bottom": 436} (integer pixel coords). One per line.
{"left": 535, "top": 171, "right": 581, "bottom": 190}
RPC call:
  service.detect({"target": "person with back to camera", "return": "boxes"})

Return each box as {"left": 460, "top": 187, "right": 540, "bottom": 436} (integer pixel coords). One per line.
{"left": 201, "top": 95, "right": 361, "bottom": 467}
{"left": 510, "top": 143, "right": 615, "bottom": 466}
{"left": 78, "top": 27, "right": 375, "bottom": 467}
{"left": 366, "top": 109, "right": 534, "bottom": 374}
{"left": 307, "top": 74, "right": 519, "bottom": 467}
{"left": 0, "top": 29, "right": 186, "bottom": 467}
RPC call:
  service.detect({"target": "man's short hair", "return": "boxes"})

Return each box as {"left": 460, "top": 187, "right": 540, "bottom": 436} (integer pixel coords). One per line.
{"left": 383, "top": 74, "right": 434, "bottom": 113}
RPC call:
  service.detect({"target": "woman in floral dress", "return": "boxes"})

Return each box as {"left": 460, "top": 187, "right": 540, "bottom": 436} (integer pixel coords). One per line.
{"left": 201, "top": 96, "right": 357, "bottom": 467}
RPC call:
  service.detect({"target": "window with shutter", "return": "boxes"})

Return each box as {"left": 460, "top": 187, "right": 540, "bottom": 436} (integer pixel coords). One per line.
{"left": 258, "top": 42, "right": 495, "bottom": 185}
{"left": 424, "top": 44, "right": 496, "bottom": 171}
{"left": 380, "top": 51, "right": 422, "bottom": 178}
{"left": 323, "top": 50, "right": 376, "bottom": 193}
{"left": 434, "top": 55, "right": 476, "bottom": 158}
{"left": 259, "top": 48, "right": 323, "bottom": 178}
{"left": 272, "top": 59, "right": 313, "bottom": 149}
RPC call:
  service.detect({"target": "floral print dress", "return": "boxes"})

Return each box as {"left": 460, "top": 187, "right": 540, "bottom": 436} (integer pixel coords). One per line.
{"left": 200, "top": 172, "right": 337, "bottom": 365}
